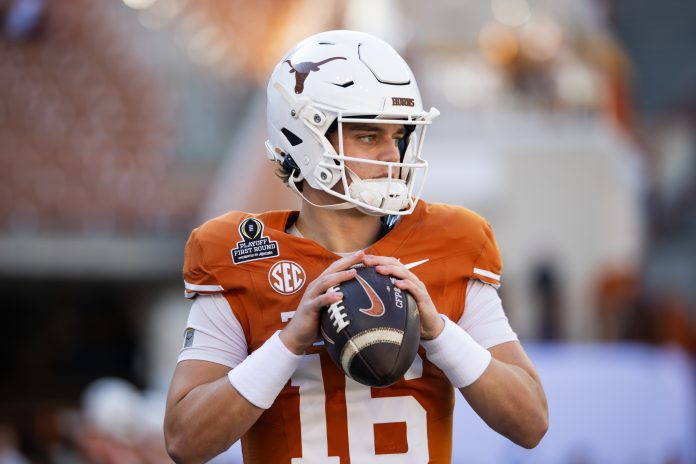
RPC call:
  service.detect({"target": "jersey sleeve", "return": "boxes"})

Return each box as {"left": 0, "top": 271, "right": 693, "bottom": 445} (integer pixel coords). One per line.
{"left": 458, "top": 280, "right": 518, "bottom": 348}
{"left": 471, "top": 221, "right": 502, "bottom": 288}
{"left": 183, "top": 227, "right": 224, "bottom": 298}
{"left": 178, "top": 294, "right": 248, "bottom": 368}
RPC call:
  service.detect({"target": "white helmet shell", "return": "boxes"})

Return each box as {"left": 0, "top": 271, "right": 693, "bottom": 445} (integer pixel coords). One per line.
{"left": 265, "top": 30, "right": 439, "bottom": 216}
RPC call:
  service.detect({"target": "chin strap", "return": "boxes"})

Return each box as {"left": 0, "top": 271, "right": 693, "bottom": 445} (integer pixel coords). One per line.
{"left": 287, "top": 175, "right": 355, "bottom": 211}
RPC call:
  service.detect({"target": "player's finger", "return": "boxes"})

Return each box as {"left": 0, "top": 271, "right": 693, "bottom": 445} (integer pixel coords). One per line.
{"left": 312, "top": 291, "right": 344, "bottom": 309}
{"left": 308, "top": 268, "right": 356, "bottom": 296}
{"left": 374, "top": 263, "right": 422, "bottom": 286}
{"left": 363, "top": 254, "right": 401, "bottom": 268}
{"left": 394, "top": 277, "right": 433, "bottom": 307}
{"left": 325, "top": 251, "right": 365, "bottom": 273}
{"left": 393, "top": 278, "right": 427, "bottom": 299}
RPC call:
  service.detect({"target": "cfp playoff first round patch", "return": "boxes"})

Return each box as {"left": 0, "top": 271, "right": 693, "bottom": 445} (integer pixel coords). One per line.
{"left": 231, "top": 217, "right": 279, "bottom": 264}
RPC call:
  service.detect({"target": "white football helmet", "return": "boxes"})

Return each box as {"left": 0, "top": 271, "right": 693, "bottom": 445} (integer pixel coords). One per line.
{"left": 265, "top": 30, "right": 439, "bottom": 216}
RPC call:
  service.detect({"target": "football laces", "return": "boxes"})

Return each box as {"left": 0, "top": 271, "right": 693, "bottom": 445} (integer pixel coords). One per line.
{"left": 326, "top": 286, "right": 350, "bottom": 332}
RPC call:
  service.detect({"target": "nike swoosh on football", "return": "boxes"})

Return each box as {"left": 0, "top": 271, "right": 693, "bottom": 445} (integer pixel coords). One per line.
{"left": 356, "top": 275, "right": 386, "bottom": 317}
{"left": 403, "top": 258, "right": 430, "bottom": 270}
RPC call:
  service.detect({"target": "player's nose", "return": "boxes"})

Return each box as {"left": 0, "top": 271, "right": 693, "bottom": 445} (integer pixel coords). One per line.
{"left": 377, "top": 137, "right": 400, "bottom": 164}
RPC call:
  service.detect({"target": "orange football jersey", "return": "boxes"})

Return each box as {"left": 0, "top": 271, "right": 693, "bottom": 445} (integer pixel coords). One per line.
{"left": 183, "top": 201, "right": 502, "bottom": 463}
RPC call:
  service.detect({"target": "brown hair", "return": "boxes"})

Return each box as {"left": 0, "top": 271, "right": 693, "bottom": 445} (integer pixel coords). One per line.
{"left": 275, "top": 163, "right": 293, "bottom": 185}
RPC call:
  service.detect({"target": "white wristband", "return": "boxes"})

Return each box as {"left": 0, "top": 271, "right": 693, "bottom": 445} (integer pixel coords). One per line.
{"left": 421, "top": 314, "right": 492, "bottom": 388}
{"left": 227, "top": 331, "right": 303, "bottom": 409}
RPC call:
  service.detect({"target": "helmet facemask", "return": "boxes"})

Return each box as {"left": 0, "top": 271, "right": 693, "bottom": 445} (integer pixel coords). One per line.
{"left": 311, "top": 112, "right": 433, "bottom": 216}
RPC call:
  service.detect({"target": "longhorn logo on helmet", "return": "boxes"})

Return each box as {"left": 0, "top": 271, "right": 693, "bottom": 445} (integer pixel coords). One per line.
{"left": 284, "top": 56, "right": 346, "bottom": 94}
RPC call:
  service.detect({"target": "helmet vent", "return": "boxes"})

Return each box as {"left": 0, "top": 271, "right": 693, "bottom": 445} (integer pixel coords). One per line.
{"left": 319, "top": 42, "right": 335, "bottom": 45}
{"left": 332, "top": 80, "right": 354, "bottom": 88}
{"left": 281, "top": 128, "right": 303, "bottom": 147}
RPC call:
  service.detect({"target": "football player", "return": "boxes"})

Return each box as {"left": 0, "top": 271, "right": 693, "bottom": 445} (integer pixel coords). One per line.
{"left": 164, "top": 30, "right": 548, "bottom": 463}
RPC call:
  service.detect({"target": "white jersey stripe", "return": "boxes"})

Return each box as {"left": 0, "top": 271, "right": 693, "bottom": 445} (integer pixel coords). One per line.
{"left": 473, "top": 268, "right": 500, "bottom": 281}
{"left": 184, "top": 281, "right": 224, "bottom": 292}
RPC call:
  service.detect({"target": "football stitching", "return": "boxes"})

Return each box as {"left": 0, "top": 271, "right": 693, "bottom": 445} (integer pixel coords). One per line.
{"left": 340, "top": 327, "right": 404, "bottom": 379}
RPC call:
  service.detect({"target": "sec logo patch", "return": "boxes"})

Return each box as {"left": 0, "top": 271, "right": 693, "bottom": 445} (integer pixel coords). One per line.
{"left": 269, "top": 261, "right": 306, "bottom": 295}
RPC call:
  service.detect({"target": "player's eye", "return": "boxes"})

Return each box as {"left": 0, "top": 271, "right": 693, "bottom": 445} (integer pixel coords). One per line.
{"left": 357, "top": 134, "right": 376, "bottom": 143}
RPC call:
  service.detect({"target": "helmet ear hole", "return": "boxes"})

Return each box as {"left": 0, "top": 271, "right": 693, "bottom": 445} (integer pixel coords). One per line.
{"left": 281, "top": 128, "right": 303, "bottom": 147}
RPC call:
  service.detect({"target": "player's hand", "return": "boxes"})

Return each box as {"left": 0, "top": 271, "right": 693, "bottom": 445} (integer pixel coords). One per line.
{"left": 363, "top": 254, "right": 445, "bottom": 340}
{"left": 279, "top": 251, "right": 364, "bottom": 355}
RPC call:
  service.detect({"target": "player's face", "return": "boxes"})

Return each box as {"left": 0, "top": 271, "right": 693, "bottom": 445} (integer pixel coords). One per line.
{"left": 328, "top": 123, "right": 406, "bottom": 180}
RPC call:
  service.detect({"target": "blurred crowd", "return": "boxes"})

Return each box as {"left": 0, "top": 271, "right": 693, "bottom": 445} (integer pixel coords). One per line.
{"left": 1, "top": 379, "right": 169, "bottom": 464}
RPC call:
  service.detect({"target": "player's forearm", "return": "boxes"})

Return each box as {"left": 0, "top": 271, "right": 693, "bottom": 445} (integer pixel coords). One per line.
{"left": 165, "top": 376, "right": 263, "bottom": 463}
{"left": 459, "top": 359, "right": 548, "bottom": 448}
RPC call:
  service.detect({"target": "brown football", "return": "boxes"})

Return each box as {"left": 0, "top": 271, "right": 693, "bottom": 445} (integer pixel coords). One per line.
{"left": 320, "top": 266, "right": 421, "bottom": 387}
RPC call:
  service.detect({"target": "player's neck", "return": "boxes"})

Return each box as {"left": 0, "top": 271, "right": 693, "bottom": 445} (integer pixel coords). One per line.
{"left": 295, "top": 202, "right": 382, "bottom": 254}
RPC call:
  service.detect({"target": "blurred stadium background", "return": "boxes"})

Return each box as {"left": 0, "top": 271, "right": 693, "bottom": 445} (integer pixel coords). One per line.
{"left": 1, "top": 0, "right": 695, "bottom": 462}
